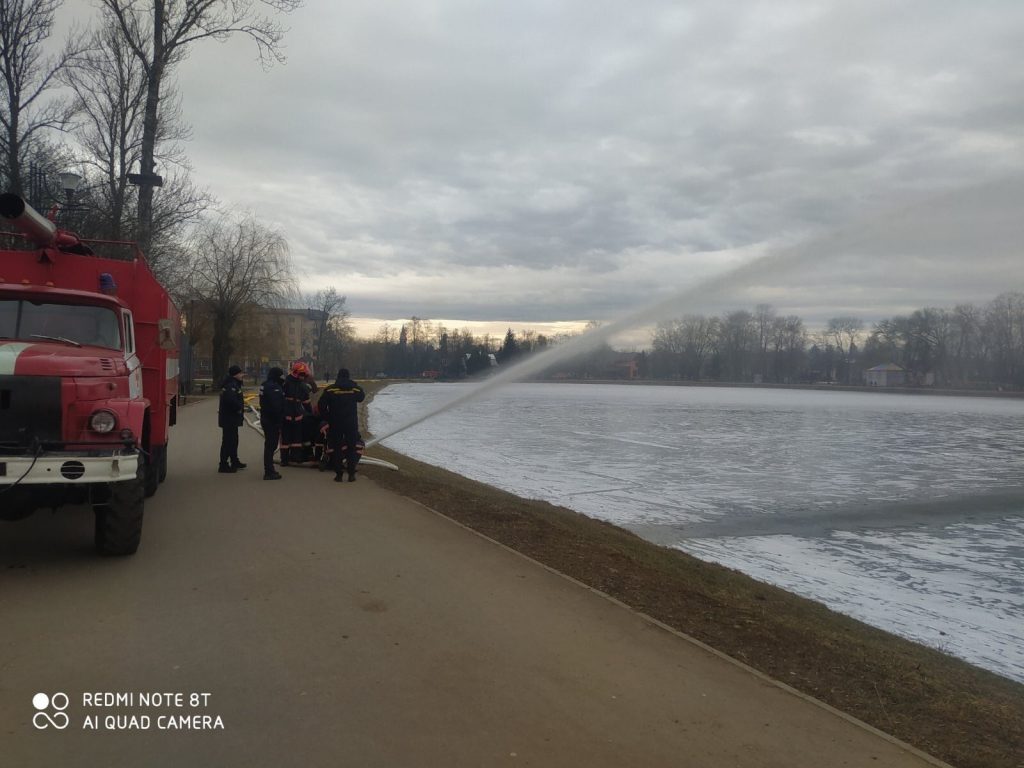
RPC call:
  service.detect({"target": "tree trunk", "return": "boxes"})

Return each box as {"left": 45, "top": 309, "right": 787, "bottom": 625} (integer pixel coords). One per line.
{"left": 137, "top": 0, "right": 165, "bottom": 256}
{"left": 5, "top": 116, "right": 21, "bottom": 194}
{"left": 211, "top": 315, "right": 235, "bottom": 385}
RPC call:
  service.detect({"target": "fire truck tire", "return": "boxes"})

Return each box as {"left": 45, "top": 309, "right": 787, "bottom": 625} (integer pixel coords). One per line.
{"left": 144, "top": 449, "right": 160, "bottom": 498}
{"left": 94, "top": 467, "right": 145, "bottom": 556}
{"left": 158, "top": 445, "right": 168, "bottom": 483}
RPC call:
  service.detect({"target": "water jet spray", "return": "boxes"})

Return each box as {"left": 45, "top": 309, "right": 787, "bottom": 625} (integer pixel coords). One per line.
{"left": 367, "top": 176, "right": 1024, "bottom": 448}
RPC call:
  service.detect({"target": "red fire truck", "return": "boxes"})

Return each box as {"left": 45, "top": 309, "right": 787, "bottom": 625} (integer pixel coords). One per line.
{"left": 0, "top": 193, "right": 179, "bottom": 555}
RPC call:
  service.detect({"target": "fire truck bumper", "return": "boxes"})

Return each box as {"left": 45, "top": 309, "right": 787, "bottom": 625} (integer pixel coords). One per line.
{"left": 0, "top": 452, "right": 139, "bottom": 486}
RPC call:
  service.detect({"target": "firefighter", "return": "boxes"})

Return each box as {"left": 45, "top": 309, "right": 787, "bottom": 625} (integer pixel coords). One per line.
{"left": 217, "top": 364, "right": 246, "bottom": 473}
{"left": 259, "top": 367, "right": 286, "bottom": 480}
{"left": 281, "top": 362, "right": 316, "bottom": 465}
{"left": 317, "top": 368, "right": 366, "bottom": 482}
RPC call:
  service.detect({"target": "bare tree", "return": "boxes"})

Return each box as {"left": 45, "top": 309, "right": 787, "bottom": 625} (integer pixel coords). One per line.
{"left": 753, "top": 303, "right": 776, "bottom": 380}
{"left": 147, "top": 169, "right": 213, "bottom": 273}
{"left": 0, "top": 0, "right": 80, "bottom": 194}
{"left": 652, "top": 315, "right": 719, "bottom": 380}
{"left": 827, "top": 316, "right": 864, "bottom": 384}
{"left": 188, "top": 212, "right": 293, "bottom": 380}
{"left": 717, "top": 310, "right": 756, "bottom": 381}
{"left": 652, "top": 319, "right": 686, "bottom": 379}
{"left": 949, "top": 303, "right": 983, "bottom": 386}
{"left": 769, "top": 315, "right": 806, "bottom": 384}
{"left": 682, "top": 315, "right": 718, "bottom": 380}
{"left": 375, "top": 323, "right": 397, "bottom": 346}
{"left": 907, "top": 308, "right": 956, "bottom": 384}
{"left": 319, "top": 314, "right": 355, "bottom": 378}
{"left": 61, "top": 20, "right": 213, "bottom": 259}
{"left": 304, "top": 287, "right": 351, "bottom": 376}
{"left": 866, "top": 317, "right": 903, "bottom": 367}
{"left": 61, "top": 21, "right": 145, "bottom": 237}
{"left": 984, "top": 292, "right": 1024, "bottom": 387}
{"left": 98, "top": 0, "right": 302, "bottom": 255}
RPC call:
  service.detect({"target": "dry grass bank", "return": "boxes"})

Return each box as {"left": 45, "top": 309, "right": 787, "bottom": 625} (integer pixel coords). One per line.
{"left": 356, "top": 380, "right": 1023, "bottom": 768}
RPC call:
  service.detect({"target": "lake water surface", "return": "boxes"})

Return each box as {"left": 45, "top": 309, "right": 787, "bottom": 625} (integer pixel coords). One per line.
{"left": 369, "top": 382, "right": 1024, "bottom": 683}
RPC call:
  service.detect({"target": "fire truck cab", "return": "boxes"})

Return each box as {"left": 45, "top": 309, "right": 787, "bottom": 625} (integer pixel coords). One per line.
{"left": 0, "top": 193, "right": 179, "bottom": 555}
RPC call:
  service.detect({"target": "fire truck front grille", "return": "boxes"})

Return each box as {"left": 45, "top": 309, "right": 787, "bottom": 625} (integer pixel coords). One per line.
{"left": 0, "top": 375, "right": 63, "bottom": 449}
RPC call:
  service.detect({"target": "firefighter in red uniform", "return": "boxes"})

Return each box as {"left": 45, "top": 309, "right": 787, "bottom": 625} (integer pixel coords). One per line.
{"left": 280, "top": 362, "right": 316, "bottom": 466}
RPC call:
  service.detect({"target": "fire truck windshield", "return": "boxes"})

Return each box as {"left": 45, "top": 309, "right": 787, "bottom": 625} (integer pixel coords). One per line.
{"left": 0, "top": 299, "right": 122, "bottom": 350}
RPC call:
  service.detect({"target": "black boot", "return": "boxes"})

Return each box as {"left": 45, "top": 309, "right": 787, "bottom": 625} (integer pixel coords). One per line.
{"left": 232, "top": 459, "right": 247, "bottom": 469}
{"left": 218, "top": 464, "right": 236, "bottom": 474}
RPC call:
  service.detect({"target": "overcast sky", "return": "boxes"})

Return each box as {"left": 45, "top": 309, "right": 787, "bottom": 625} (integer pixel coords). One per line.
{"left": 58, "top": 0, "right": 1024, "bottom": 342}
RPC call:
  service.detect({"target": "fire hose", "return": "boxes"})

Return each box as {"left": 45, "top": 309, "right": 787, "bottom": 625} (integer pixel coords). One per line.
{"left": 242, "top": 396, "right": 398, "bottom": 471}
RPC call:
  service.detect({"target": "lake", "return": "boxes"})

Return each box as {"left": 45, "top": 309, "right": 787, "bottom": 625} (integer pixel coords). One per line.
{"left": 368, "top": 382, "right": 1024, "bottom": 683}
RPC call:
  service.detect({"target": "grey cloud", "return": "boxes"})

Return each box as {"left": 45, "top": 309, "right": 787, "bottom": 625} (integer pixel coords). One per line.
{"left": 131, "top": 0, "right": 1024, "bottom": 332}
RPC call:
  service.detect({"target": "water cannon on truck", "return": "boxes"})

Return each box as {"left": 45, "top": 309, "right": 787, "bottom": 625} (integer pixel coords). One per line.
{"left": 0, "top": 192, "right": 179, "bottom": 555}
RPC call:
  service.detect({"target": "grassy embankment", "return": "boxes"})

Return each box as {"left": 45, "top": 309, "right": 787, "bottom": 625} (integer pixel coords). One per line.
{"left": 354, "top": 379, "right": 1023, "bottom": 768}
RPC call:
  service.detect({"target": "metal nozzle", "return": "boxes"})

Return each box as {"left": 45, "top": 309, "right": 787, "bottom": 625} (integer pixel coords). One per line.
{"left": 0, "top": 192, "right": 58, "bottom": 247}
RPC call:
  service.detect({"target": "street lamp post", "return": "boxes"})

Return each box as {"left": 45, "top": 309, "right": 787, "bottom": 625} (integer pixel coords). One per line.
{"left": 58, "top": 171, "right": 82, "bottom": 200}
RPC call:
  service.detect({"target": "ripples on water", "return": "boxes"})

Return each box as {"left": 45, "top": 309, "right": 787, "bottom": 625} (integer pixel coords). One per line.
{"left": 370, "top": 382, "right": 1024, "bottom": 682}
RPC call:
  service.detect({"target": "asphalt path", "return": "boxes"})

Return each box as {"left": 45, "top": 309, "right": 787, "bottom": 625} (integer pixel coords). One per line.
{"left": 1, "top": 398, "right": 950, "bottom": 767}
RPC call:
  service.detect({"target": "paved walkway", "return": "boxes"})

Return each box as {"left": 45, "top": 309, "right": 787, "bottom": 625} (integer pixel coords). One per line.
{"left": 0, "top": 398, "right": 949, "bottom": 767}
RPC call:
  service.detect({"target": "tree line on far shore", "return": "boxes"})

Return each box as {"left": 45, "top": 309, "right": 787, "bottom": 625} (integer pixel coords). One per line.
{"left": 644, "top": 296, "right": 1024, "bottom": 389}
{"left": 328, "top": 293, "right": 1024, "bottom": 392}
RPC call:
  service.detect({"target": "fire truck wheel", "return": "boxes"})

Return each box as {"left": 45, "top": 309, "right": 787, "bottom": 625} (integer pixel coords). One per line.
{"left": 158, "top": 446, "right": 168, "bottom": 483}
{"left": 144, "top": 449, "right": 160, "bottom": 498}
{"left": 94, "top": 466, "right": 145, "bottom": 556}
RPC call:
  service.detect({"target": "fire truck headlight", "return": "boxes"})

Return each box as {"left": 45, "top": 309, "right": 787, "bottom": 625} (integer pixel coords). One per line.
{"left": 89, "top": 410, "right": 117, "bottom": 433}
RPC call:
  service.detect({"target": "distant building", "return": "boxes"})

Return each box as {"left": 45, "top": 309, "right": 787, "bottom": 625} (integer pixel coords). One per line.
{"left": 866, "top": 363, "right": 906, "bottom": 387}
{"left": 192, "top": 305, "right": 327, "bottom": 379}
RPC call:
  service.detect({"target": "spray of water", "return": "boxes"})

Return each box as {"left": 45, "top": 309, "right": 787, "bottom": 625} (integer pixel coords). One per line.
{"left": 366, "top": 177, "right": 1024, "bottom": 448}
{"left": 366, "top": 235, "right": 852, "bottom": 446}
{"left": 365, "top": 238, "right": 830, "bottom": 446}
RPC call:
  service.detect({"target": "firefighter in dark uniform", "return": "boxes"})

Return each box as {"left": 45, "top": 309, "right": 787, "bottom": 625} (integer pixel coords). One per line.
{"left": 280, "top": 362, "right": 316, "bottom": 465}
{"left": 217, "top": 364, "right": 246, "bottom": 473}
{"left": 317, "top": 368, "right": 366, "bottom": 482}
{"left": 259, "top": 367, "right": 286, "bottom": 480}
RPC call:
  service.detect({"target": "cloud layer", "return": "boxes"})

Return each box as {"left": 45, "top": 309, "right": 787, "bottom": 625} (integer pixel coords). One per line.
{"left": 64, "top": 0, "right": 1024, "bottom": 333}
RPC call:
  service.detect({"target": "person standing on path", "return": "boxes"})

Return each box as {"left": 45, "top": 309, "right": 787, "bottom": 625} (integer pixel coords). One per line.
{"left": 217, "top": 364, "right": 246, "bottom": 473}
{"left": 281, "top": 362, "right": 315, "bottom": 466}
{"left": 317, "top": 368, "right": 366, "bottom": 482}
{"left": 259, "top": 367, "right": 286, "bottom": 480}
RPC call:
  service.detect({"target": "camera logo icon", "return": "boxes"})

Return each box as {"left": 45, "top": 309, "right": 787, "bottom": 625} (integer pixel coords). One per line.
{"left": 32, "top": 693, "right": 70, "bottom": 730}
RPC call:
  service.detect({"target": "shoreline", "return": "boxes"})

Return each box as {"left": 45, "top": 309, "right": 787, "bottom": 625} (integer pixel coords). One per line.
{"left": 356, "top": 380, "right": 1023, "bottom": 768}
